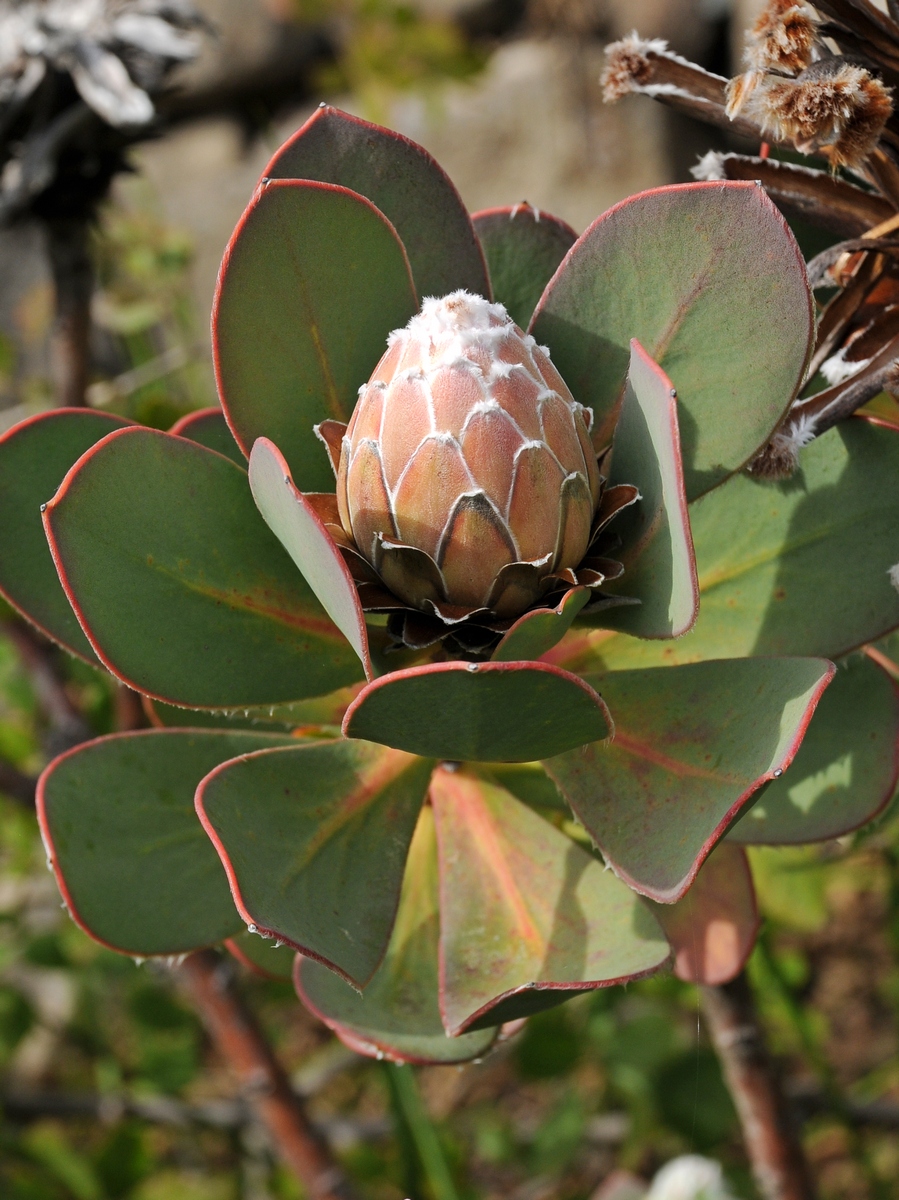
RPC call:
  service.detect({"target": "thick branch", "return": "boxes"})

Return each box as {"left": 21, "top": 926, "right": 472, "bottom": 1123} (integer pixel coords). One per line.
{"left": 179, "top": 950, "right": 357, "bottom": 1200}
{"left": 701, "top": 972, "right": 816, "bottom": 1200}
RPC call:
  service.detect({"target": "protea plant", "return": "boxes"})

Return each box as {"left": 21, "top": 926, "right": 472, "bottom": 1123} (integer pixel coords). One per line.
{"left": 1, "top": 105, "right": 898, "bottom": 1064}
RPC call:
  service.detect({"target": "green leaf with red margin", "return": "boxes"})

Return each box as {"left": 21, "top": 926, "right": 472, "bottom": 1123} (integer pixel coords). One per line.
{"left": 213, "top": 177, "right": 418, "bottom": 492}
{"left": 249, "top": 437, "right": 373, "bottom": 678}
{"left": 530, "top": 181, "right": 812, "bottom": 500}
{"left": 145, "top": 684, "right": 361, "bottom": 732}
{"left": 544, "top": 657, "right": 834, "bottom": 903}
{"left": 472, "top": 204, "right": 576, "bottom": 329}
{"left": 596, "top": 339, "right": 697, "bottom": 638}
{"left": 591, "top": 420, "right": 899, "bottom": 672}
{"left": 264, "top": 105, "right": 490, "bottom": 302}
{"left": 342, "top": 661, "right": 611, "bottom": 762}
{"left": 0, "top": 409, "right": 131, "bottom": 661}
{"left": 169, "top": 408, "right": 245, "bottom": 466}
{"left": 649, "top": 844, "right": 759, "bottom": 986}
{"left": 491, "top": 586, "right": 590, "bottom": 662}
{"left": 43, "top": 427, "right": 362, "bottom": 707}
{"left": 225, "top": 930, "right": 297, "bottom": 980}
{"left": 195, "top": 739, "right": 432, "bottom": 987}
{"left": 430, "top": 767, "right": 669, "bottom": 1034}
{"left": 727, "top": 653, "right": 899, "bottom": 845}
{"left": 37, "top": 730, "right": 295, "bottom": 956}
{"left": 295, "top": 807, "right": 499, "bottom": 1064}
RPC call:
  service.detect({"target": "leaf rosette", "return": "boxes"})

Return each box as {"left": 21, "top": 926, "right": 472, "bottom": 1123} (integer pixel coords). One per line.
{"left": 4, "top": 105, "right": 899, "bottom": 1064}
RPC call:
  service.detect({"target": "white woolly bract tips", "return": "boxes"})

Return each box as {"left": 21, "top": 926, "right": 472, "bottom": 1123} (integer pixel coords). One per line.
{"left": 749, "top": 411, "right": 818, "bottom": 480}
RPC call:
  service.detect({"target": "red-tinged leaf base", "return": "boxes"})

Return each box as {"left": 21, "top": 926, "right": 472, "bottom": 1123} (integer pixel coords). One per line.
{"left": 196, "top": 740, "right": 432, "bottom": 988}
{"left": 343, "top": 660, "right": 611, "bottom": 762}
{"left": 295, "top": 808, "right": 499, "bottom": 1065}
{"left": 650, "top": 844, "right": 759, "bottom": 986}
{"left": 544, "top": 657, "right": 834, "bottom": 903}
{"left": 430, "top": 768, "right": 670, "bottom": 1035}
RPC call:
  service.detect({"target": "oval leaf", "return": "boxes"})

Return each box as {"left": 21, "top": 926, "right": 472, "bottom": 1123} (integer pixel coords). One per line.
{"left": 296, "top": 807, "right": 499, "bottom": 1064}
{"left": 530, "top": 181, "right": 813, "bottom": 499}
{"left": 37, "top": 730, "right": 295, "bottom": 956}
{"left": 43, "top": 427, "right": 362, "bottom": 707}
{"left": 169, "top": 407, "right": 245, "bottom": 465}
{"left": 597, "top": 339, "right": 697, "bottom": 638}
{"left": 472, "top": 204, "right": 576, "bottom": 329}
{"left": 430, "top": 768, "right": 670, "bottom": 1034}
{"left": 213, "top": 178, "right": 419, "bottom": 492}
{"left": 0, "top": 408, "right": 131, "bottom": 661}
{"left": 728, "top": 653, "right": 899, "bottom": 844}
{"left": 196, "top": 740, "right": 432, "bottom": 987}
{"left": 249, "top": 437, "right": 372, "bottom": 677}
{"left": 265, "top": 105, "right": 489, "bottom": 301}
{"left": 544, "top": 657, "right": 834, "bottom": 902}
{"left": 590, "top": 420, "right": 899, "bottom": 673}
{"left": 650, "top": 844, "right": 759, "bottom": 986}
{"left": 492, "top": 586, "right": 589, "bottom": 662}
{"left": 342, "top": 661, "right": 611, "bottom": 762}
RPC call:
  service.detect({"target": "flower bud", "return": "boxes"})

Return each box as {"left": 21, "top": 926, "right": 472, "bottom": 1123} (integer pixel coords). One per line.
{"left": 336, "top": 291, "right": 600, "bottom": 618}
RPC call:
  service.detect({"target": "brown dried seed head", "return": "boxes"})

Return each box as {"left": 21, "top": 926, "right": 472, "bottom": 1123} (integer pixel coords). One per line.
{"left": 601, "top": 34, "right": 667, "bottom": 102}
{"left": 337, "top": 291, "right": 599, "bottom": 614}
{"left": 744, "top": 0, "right": 819, "bottom": 74}
{"left": 746, "top": 63, "right": 892, "bottom": 168}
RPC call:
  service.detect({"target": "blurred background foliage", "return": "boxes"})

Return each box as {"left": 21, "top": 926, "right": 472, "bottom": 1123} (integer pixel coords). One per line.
{"left": 0, "top": 0, "right": 897, "bottom": 1197}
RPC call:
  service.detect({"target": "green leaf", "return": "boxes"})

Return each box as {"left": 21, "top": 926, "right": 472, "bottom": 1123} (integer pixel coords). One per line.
{"left": 249, "top": 437, "right": 372, "bottom": 677}
{"left": 265, "top": 105, "right": 489, "bottom": 301}
{"left": 169, "top": 407, "right": 245, "bottom": 466}
{"left": 430, "top": 768, "right": 669, "bottom": 1034}
{"left": 213, "top": 177, "right": 419, "bottom": 492}
{"left": 492, "top": 586, "right": 589, "bottom": 662}
{"left": 597, "top": 339, "right": 697, "bottom": 638}
{"left": 342, "top": 661, "right": 611, "bottom": 762}
{"left": 43, "top": 427, "right": 362, "bottom": 707}
{"left": 472, "top": 205, "right": 576, "bottom": 329}
{"left": 225, "top": 930, "right": 297, "bottom": 980}
{"left": 0, "top": 409, "right": 130, "bottom": 661}
{"left": 544, "top": 657, "right": 834, "bottom": 902}
{"left": 37, "top": 730, "right": 294, "bottom": 956}
{"left": 728, "top": 653, "right": 899, "bottom": 844}
{"left": 592, "top": 421, "right": 899, "bottom": 670}
{"left": 649, "top": 844, "right": 758, "bottom": 985}
{"left": 195, "top": 739, "right": 432, "bottom": 986}
{"left": 530, "top": 181, "right": 812, "bottom": 499}
{"left": 145, "top": 686, "right": 360, "bottom": 731}
{"left": 296, "top": 807, "right": 499, "bottom": 1064}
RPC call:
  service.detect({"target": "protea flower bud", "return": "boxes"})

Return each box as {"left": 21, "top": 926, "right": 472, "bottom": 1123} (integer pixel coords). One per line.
{"left": 334, "top": 291, "right": 601, "bottom": 620}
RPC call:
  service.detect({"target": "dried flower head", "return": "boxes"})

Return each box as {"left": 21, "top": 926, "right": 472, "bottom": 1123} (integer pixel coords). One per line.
{"left": 601, "top": 33, "right": 667, "bottom": 102}
{"left": 737, "top": 60, "right": 892, "bottom": 168}
{"left": 748, "top": 411, "right": 818, "bottom": 480}
{"left": 745, "top": 0, "right": 819, "bottom": 74}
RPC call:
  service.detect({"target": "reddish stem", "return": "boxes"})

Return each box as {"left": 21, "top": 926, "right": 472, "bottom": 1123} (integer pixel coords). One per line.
{"left": 180, "top": 950, "right": 357, "bottom": 1199}
{"left": 701, "top": 972, "right": 816, "bottom": 1200}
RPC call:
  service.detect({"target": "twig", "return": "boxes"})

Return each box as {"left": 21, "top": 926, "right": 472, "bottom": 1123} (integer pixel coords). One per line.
{"left": 179, "top": 949, "right": 357, "bottom": 1200}
{"left": 0, "top": 759, "right": 36, "bottom": 807}
{"left": 701, "top": 971, "right": 816, "bottom": 1200}
{"left": 46, "top": 215, "right": 93, "bottom": 408}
